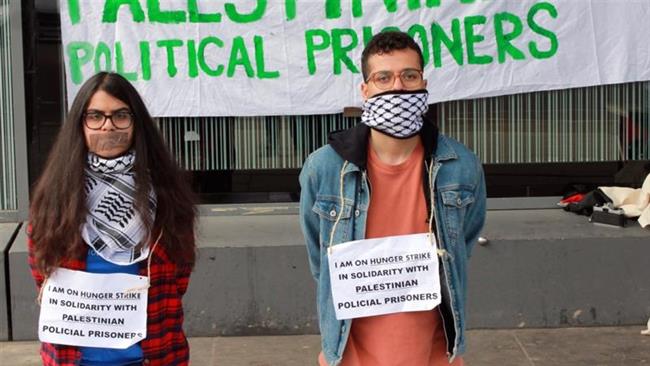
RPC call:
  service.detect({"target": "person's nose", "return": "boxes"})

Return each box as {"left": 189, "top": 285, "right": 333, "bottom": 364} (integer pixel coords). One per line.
{"left": 100, "top": 116, "right": 117, "bottom": 131}
{"left": 392, "top": 73, "right": 405, "bottom": 90}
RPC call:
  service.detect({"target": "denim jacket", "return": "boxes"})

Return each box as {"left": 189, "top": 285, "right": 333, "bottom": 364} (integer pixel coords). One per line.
{"left": 299, "top": 122, "right": 486, "bottom": 366}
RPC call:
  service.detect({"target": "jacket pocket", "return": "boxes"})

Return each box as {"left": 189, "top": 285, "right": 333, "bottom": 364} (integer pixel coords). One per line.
{"left": 313, "top": 196, "right": 353, "bottom": 247}
{"left": 440, "top": 188, "right": 475, "bottom": 242}
{"left": 441, "top": 190, "right": 475, "bottom": 209}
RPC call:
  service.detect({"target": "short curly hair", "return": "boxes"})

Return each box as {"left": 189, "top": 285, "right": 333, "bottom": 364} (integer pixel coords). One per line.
{"left": 361, "top": 31, "right": 425, "bottom": 81}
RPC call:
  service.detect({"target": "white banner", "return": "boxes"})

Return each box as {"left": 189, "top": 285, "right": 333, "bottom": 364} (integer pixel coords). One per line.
{"left": 39, "top": 268, "right": 148, "bottom": 349}
{"left": 60, "top": 1, "right": 650, "bottom": 117}
{"left": 327, "top": 233, "right": 441, "bottom": 320}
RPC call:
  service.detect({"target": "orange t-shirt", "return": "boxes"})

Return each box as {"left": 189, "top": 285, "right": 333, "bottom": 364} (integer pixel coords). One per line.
{"left": 319, "top": 141, "right": 463, "bottom": 366}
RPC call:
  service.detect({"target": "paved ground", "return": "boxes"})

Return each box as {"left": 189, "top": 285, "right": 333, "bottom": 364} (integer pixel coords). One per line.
{"left": 1, "top": 326, "right": 648, "bottom": 365}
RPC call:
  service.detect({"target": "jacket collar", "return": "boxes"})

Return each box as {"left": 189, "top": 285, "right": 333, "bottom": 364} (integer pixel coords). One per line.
{"left": 434, "top": 134, "right": 458, "bottom": 163}
{"left": 328, "top": 116, "right": 442, "bottom": 170}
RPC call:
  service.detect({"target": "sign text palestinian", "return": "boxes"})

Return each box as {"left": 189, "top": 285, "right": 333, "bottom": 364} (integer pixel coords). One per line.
{"left": 60, "top": 1, "right": 650, "bottom": 116}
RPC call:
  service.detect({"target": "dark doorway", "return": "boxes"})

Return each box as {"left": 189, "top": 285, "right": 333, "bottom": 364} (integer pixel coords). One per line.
{"left": 23, "top": 0, "right": 65, "bottom": 188}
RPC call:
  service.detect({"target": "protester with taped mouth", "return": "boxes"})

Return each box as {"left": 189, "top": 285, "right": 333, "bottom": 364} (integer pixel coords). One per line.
{"left": 299, "top": 31, "right": 486, "bottom": 365}
{"left": 28, "top": 72, "right": 196, "bottom": 366}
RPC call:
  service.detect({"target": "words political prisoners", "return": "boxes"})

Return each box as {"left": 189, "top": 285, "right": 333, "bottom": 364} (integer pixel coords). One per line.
{"left": 65, "top": 0, "right": 559, "bottom": 84}
{"left": 41, "top": 326, "right": 142, "bottom": 339}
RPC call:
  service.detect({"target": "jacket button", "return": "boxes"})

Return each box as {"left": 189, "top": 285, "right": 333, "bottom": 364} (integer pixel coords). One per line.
{"left": 329, "top": 210, "right": 337, "bottom": 217}
{"left": 354, "top": 209, "right": 360, "bottom": 217}
{"left": 456, "top": 198, "right": 462, "bottom": 205}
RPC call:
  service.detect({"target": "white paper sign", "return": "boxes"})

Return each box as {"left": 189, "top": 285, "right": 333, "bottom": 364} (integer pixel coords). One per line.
{"left": 59, "top": 1, "right": 650, "bottom": 117}
{"left": 38, "top": 268, "right": 148, "bottom": 349}
{"left": 328, "top": 233, "right": 441, "bottom": 320}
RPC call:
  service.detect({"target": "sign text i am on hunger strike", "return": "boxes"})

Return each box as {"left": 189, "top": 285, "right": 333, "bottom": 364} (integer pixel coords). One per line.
{"left": 63, "top": 0, "right": 559, "bottom": 84}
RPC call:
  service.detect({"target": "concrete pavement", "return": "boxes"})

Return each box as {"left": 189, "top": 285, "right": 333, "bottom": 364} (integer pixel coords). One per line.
{"left": 1, "top": 325, "right": 648, "bottom": 365}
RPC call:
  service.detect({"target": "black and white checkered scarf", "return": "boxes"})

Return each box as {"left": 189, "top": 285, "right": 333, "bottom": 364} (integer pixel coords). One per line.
{"left": 361, "top": 90, "right": 429, "bottom": 139}
{"left": 82, "top": 151, "right": 156, "bottom": 265}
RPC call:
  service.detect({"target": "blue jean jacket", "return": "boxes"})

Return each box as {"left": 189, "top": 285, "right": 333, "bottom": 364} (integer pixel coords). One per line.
{"left": 299, "top": 128, "right": 486, "bottom": 366}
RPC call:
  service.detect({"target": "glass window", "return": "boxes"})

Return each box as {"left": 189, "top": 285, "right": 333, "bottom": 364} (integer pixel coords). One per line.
{"left": 436, "top": 82, "right": 650, "bottom": 164}
{"left": 0, "top": 0, "right": 17, "bottom": 211}
{"left": 154, "top": 82, "right": 650, "bottom": 202}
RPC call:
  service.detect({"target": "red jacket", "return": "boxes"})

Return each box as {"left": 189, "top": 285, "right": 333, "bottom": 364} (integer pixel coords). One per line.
{"left": 28, "top": 235, "right": 193, "bottom": 366}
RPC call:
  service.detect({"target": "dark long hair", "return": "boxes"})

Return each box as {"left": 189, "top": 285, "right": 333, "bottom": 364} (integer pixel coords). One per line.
{"left": 30, "top": 72, "right": 196, "bottom": 275}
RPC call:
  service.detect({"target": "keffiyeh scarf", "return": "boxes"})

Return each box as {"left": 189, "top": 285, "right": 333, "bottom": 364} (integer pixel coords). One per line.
{"left": 82, "top": 151, "right": 156, "bottom": 265}
{"left": 361, "top": 90, "right": 429, "bottom": 139}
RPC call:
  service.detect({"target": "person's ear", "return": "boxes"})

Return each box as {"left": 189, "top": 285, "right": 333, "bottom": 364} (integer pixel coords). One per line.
{"left": 361, "top": 81, "right": 369, "bottom": 100}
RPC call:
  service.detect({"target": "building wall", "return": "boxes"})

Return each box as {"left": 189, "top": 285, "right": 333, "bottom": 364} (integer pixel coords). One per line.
{"left": 5, "top": 208, "right": 650, "bottom": 340}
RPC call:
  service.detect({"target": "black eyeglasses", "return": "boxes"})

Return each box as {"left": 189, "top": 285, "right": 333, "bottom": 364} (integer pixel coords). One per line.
{"left": 366, "top": 69, "right": 424, "bottom": 90}
{"left": 83, "top": 110, "right": 134, "bottom": 130}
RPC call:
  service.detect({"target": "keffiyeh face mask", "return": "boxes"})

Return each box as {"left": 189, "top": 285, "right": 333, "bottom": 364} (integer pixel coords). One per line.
{"left": 361, "top": 90, "right": 429, "bottom": 139}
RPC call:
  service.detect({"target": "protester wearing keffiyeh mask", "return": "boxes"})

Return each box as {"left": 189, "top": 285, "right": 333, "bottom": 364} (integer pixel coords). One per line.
{"left": 299, "top": 31, "right": 486, "bottom": 366}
